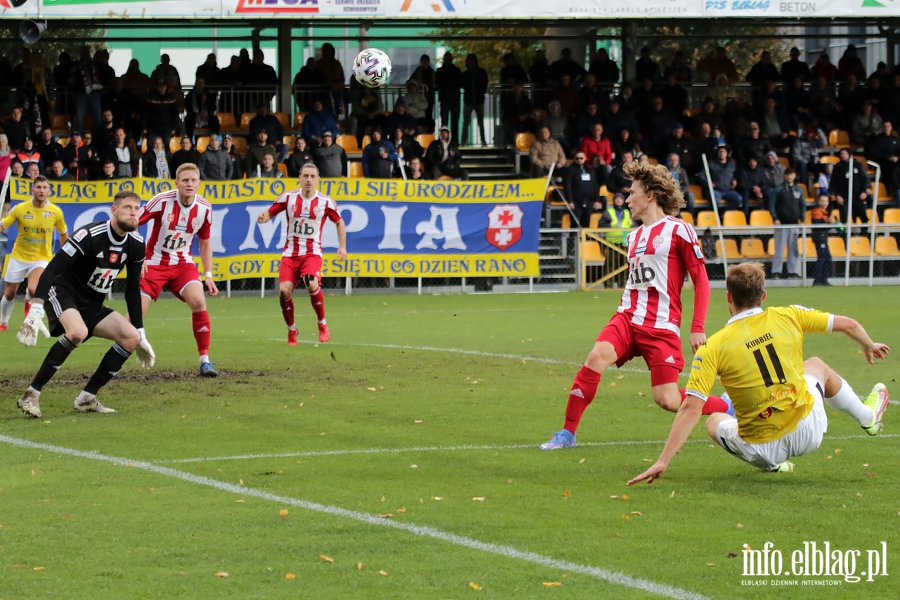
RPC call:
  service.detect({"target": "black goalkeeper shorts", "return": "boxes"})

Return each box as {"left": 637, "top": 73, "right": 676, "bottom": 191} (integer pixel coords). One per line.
{"left": 46, "top": 285, "right": 114, "bottom": 339}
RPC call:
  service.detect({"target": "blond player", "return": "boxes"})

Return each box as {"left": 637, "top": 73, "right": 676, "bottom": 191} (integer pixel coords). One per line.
{"left": 629, "top": 262, "right": 890, "bottom": 484}
{"left": 258, "top": 163, "right": 347, "bottom": 345}
{"left": 0, "top": 176, "right": 68, "bottom": 331}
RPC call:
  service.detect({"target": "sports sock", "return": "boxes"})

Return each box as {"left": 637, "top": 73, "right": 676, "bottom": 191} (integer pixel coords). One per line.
{"left": 30, "top": 336, "right": 77, "bottom": 391}
{"left": 279, "top": 295, "right": 295, "bottom": 328}
{"left": 84, "top": 343, "right": 132, "bottom": 395}
{"left": 192, "top": 310, "right": 211, "bottom": 358}
{"left": 309, "top": 287, "right": 326, "bottom": 323}
{"left": 824, "top": 378, "right": 874, "bottom": 427}
{"left": 680, "top": 389, "right": 731, "bottom": 415}
{"left": 563, "top": 366, "right": 602, "bottom": 434}
{"left": 1, "top": 296, "right": 15, "bottom": 325}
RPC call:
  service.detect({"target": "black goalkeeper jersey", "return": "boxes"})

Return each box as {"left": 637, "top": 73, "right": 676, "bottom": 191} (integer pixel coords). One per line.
{"left": 35, "top": 220, "right": 145, "bottom": 328}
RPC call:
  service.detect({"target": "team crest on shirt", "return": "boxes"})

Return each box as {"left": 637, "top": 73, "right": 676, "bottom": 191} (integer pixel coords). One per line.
{"left": 486, "top": 204, "right": 523, "bottom": 251}
{"left": 167, "top": 212, "right": 176, "bottom": 224}
{"left": 192, "top": 217, "right": 201, "bottom": 230}
{"left": 652, "top": 237, "right": 663, "bottom": 249}
{"left": 109, "top": 252, "right": 120, "bottom": 264}
{"left": 44, "top": 211, "right": 54, "bottom": 219}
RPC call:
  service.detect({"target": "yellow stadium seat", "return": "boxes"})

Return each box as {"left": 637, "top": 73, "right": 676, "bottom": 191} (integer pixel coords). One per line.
{"left": 561, "top": 214, "right": 572, "bottom": 229}
{"left": 336, "top": 134, "right": 360, "bottom": 153}
{"left": 828, "top": 130, "right": 851, "bottom": 148}
{"left": 277, "top": 163, "right": 289, "bottom": 177}
{"left": 739, "top": 238, "right": 768, "bottom": 259}
{"left": 416, "top": 133, "right": 435, "bottom": 148}
{"left": 715, "top": 239, "right": 740, "bottom": 259}
{"left": 804, "top": 237, "right": 818, "bottom": 256}
{"left": 848, "top": 236, "right": 871, "bottom": 257}
{"left": 273, "top": 112, "right": 290, "bottom": 129}
{"left": 797, "top": 183, "right": 815, "bottom": 201}
{"left": 778, "top": 156, "right": 791, "bottom": 169}
{"left": 531, "top": 109, "right": 548, "bottom": 124}
{"left": 546, "top": 184, "right": 565, "bottom": 206}
{"left": 883, "top": 208, "right": 900, "bottom": 223}
{"left": 589, "top": 212, "right": 604, "bottom": 228}
{"left": 50, "top": 114, "right": 69, "bottom": 130}
{"left": 695, "top": 211, "right": 718, "bottom": 228}
{"left": 680, "top": 212, "right": 694, "bottom": 226}
{"left": 749, "top": 210, "right": 774, "bottom": 226}
{"left": 875, "top": 236, "right": 900, "bottom": 256}
{"left": 195, "top": 136, "right": 210, "bottom": 153}
{"left": 361, "top": 135, "right": 371, "bottom": 148}
{"left": 169, "top": 136, "right": 181, "bottom": 154}
{"left": 689, "top": 184, "right": 704, "bottom": 202}
{"left": 240, "top": 112, "right": 254, "bottom": 130}
{"left": 230, "top": 136, "right": 248, "bottom": 155}
{"left": 804, "top": 212, "right": 813, "bottom": 224}
{"left": 218, "top": 112, "right": 237, "bottom": 130}
{"left": 722, "top": 211, "right": 747, "bottom": 227}
{"left": 293, "top": 112, "right": 308, "bottom": 129}
{"left": 515, "top": 132, "right": 536, "bottom": 152}
{"left": 875, "top": 182, "right": 888, "bottom": 201}
{"left": 349, "top": 161, "right": 364, "bottom": 178}
{"left": 828, "top": 237, "right": 848, "bottom": 256}
{"left": 583, "top": 241, "right": 605, "bottom": 263}
{"left": 819, "top": 155, "right": 840, "bottom": 165}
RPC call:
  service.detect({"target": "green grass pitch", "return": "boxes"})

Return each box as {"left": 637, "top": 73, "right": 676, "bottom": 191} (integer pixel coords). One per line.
{"left": 0, "top": 285, "right": 897, "bottom": 599}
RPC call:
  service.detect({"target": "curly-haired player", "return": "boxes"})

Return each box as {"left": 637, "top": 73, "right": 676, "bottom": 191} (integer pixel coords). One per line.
{"left": 541, "top": 162, "right": 731, "bottom": 450}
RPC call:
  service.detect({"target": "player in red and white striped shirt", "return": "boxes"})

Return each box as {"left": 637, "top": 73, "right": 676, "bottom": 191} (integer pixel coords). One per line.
{"left": 258, "top": 163, "right": 347, "bottom": 345}
{"left": 541, "top": 162, "right": 730, "bottom": 450}
{"left": 138, "top": 163, "right": 220, "bottom": 377}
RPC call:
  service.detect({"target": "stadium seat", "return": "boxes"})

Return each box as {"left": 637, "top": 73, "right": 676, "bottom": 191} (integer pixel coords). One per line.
{"left": 689, "top": 184, "right": 705, "bottom": 202}
{"left": 875, "top": 182, "right": 888, "bottom": 201}
{"left": 531, "top": 109, "right": 548, "bottom": 124}
{"left": 218, "top": 112, "right": 237, "bottom": 130}
{"left": 583, "top": 240, "right": 605, "bottom": 263}
{"left": 273, "top": 112, "right": 290, "bottom": 129}
{"left": 361, "top": 134, "right": 371, "bottom": 148}
{"left": 819, "top": 155, "right": 840, "bottom": 165}
{"left": 765, "top": 238, "right": 806, "bottom": 257}
{"left": 848, "top": 236, "right": 871, "bottom": 257}
{"left": 804, "top": 237, "right": 817, "bottom": 257}
{"left": 283, "top": 135, "right": 295, "bottom": 148}
{"left": 875, "top": 236, "right": 900, "bottom": 256}
{"left": 828, "top": 237, "right": 848, "bottom": 256}
{"left": 195, "top": 136, "right": 210, "bottom": 153}
{"left": 141, "top": 138, "right": 148, "bottom": 153}
{"left": 416, "top": 133, "right": 435, "bottom": 148}
{"left": 830, "top": 208, "right": 842, "bottom": 222}
{"left": 804, "top": 212, "right": 812, "bottom": 224}
{"left": 50, "top": 114, "right": 69, "bottom": 130}
{"left": 336, "top": 134, "right": 359, "bottom": 153}
{"left": 695, "top": 211, "right": 717, "bottom": 228}
{"left": 589, "top": 212, "right": 604, "bottom": 228}
{"left": 680, "top": 212, "right": 694, "bottom": 226}
{"left": 230, "top": 136, "right": 248, "bottom": 155}
{"left": 561, "top": 214, "right": 572, "bottom": 229}
{"left": 797, "top": 183, "right": 815, "bottom": 202}
{"left": 293, "top": 112, "right": 308, "bottom": 129}
{"left": 515, "top": 133, "right": 535, "bottom": 153}
{"left": 169, "top": 136, "right": 180, "bottom": 154}
{"left": 722, "top": 211, "right": 747, "bottom": 227}
{"left": 739, "top": 238, "right": 768, "bottom": 259}
{"left": 828, "top": 130, "right": 851, "bottom": 149}
{"left": 883, "top": 208, "right": 900, "bottom": 223}
{"left": 546, "top": 184, "right": 565, "bottom": 206}
{"left": 778, "top": 156, "right": 790, "bottom": 169}
{"left": 349, "top": 161, "right": 364, "bottom": 178}
{"left": 715, "top": 239, "right": 740, "bottom": 260}
{"left": 766, "top": 238, "right": 780, "bottom": 257}
{"left": 749, "top": 210, "right": 774, "bottom": 227}
{"left": 647, "top": 157, "right": 659, "bottom": 166}
{"left": 60, "top": 137, "right": 70, "bottom": 148}
{"left": 864, "top": 209, "right": 878, "bottom": 223}
{"left": 240, "top": 112, "right": 254, "bottom": 130}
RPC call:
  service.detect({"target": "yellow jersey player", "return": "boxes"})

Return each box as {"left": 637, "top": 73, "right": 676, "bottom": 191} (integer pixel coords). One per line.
{"left": 0, "top": 176, "right": 68, "bottom": 331}
{"left": 629, "top": 262, "right": 890, "bottom": 483}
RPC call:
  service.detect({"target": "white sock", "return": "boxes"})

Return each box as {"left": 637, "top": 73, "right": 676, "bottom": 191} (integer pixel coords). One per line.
{"left": 288, "top": 325, "right": 297, "bottom": 331}
{"left": 75, "top": 390, "right": 94, "bottom": 402}
{"left": 28, "top": 385, "right": 40, "bottom": 397}
{"left": 318, "top": 319, "right": 327, "bottom": 325}
{"left": 1, "top": 296, "right": 14, "bottom": 325}
{"left": 200, "top": 354, "right": 210, "bottom": 365}
{"left": 824, "top": 379, "right": 874, "bottom": 427}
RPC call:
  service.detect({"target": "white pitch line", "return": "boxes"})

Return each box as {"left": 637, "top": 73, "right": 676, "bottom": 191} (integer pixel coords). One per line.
{"left": 157, "top": 434, "right": 896, "bottom": 465}
{"left": 0, "top": 434, "right": 709, "bottom": 600}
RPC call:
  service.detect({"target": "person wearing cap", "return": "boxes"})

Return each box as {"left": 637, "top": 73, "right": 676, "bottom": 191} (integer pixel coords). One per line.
{"left": 301, "top": 100, "right": 338, "bottom": 148}
{"left": 424, "top": 126, "right": 467, "bottom": 180}
{"left": 222, "top": 134, "right": 244, "bottom": 180}
{"left": 247, "top": 130, "right": 278, "bottom": 178}
{"left": 198, "top": 134, "right": 233, "bottom": 181}
{"left": 142, "top": 79, "right": 179, "bottom": 149}
{"left": 312, "top": 130, "right": 347, "bottom": 178}
{"left": 249, "top": 104, "right": 287, "bottom": 161}
{"left": 781, "top": 47, "right": 811, "bottom": 83}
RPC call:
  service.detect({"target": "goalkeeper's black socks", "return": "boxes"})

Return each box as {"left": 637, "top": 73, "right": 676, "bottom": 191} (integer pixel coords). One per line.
{"left": 30, "top": 336, "right": 77, "bottom": 391}
{"left": 84, "top": 343, "right": 132, "bottom": 395}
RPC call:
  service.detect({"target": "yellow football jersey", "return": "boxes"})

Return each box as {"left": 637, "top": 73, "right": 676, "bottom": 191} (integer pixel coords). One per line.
{"left": 1, "top": 202, "right": 68, "bottom": 263}
{"left": 685, "top": 305, "right": 833, "bottom": 444}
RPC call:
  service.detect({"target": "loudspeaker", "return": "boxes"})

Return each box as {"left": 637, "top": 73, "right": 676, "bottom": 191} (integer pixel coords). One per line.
{"left": 19, "top": 20, "right": 46, "bottom": 45}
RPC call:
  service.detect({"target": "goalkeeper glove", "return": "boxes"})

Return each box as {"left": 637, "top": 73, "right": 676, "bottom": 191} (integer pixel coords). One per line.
{"left": 135, "top": 327, "right": 156, "bottom": 369}
{"left": 17, "top": 303, "right": 50, "bottom": 347}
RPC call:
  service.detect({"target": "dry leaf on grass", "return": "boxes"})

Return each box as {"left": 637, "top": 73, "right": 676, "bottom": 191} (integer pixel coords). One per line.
{"left": 367, "top": 387, "right": 376, "bottom": 391}
{"left": 707, "top": 563, "right": 716, "bottom": 567}
{"left": 33, "top": 567, "right": 46, "bottom": 571}
{"left": 410, "top": 464, "right": 418, "bottom": 469}
{"left": 579, "top": 458, "right": 585, "bottom": 464}
{"left": 630, "top": 511, "right": 642, "bottom": 516}
{"left": 285, "top": 573, "right": 297, "bottom": 580}
{"left": 469, "top": 581, "right": 482, "bottom": 590}
{"left": 642, "top": 458, "right": 652, "bottom": 463}
{"left": 379, "top": 570, "right": 388, "bottom": 576}
{"left": 235, "top": 500, "right": 244, "bottom": 504}
{"left": 279, "top": 510, "right": 289, "bottom": 517}
{"left": 543, "top": 582, "right": 562, "bottom": 587}
{"left": 414, "top": 420, "right": 423, "bottom": 424}
{"left": 397, "top": 507, "right": 406, "bottom": 513}
{"left": 320, "top": 555, "right": 334, "bottom": 563}
{"left": 357, "top": 562, "right": 363, "bottom": 570}
{"left": 215, "top": 572, "right": 228, "bottom": 577}
{"left": 670, "top": 490, "right": 675, "bottom": 498}
{"left": 622, "top": 514, "right": 630, "bottom": 520}
{"left": 472, "top": 497, "right": 485, "bottom": 502}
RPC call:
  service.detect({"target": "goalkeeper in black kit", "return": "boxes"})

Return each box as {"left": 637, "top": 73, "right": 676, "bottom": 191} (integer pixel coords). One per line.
{"left": 16, "top": 191, "right": 156, "bottom": 418}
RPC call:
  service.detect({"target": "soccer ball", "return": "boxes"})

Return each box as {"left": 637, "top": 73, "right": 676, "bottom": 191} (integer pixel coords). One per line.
{"left": 353, "top": 49, "right": 392, "bottom": 89}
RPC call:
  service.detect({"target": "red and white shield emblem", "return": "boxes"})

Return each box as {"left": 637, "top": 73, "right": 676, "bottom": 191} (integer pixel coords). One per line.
{"left": 109, "top": 252, "right": 120, "bottom": 264}
{"left": 486, "top": 205, "right": 524, "bottom": 251}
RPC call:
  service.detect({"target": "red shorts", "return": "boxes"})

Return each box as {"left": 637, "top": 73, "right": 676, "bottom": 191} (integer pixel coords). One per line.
{"left": 278, "top": 254, "right": 322, "bottom": 285}
{"left": 140, "top": 263, "right": 202, "bottom": 302}
{"left": 597, "top": 312, "right": 684, "bottom": 386}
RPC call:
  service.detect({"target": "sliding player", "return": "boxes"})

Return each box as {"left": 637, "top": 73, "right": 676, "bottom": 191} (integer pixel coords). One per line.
{"left": 0, "top": 176, "right": 68, "bottom": 330}
{"left": 628, "top": 262, "right": 889, "bottom": 483}
{"left": 16, "top": 191, "right": 154, "bottom": 418}
{"left": 139, "top": 163, "right": 219, "bottom": 377}
{"left": 257, "top": 163, "right": 347, "bottom": 345}
{"left": 541, "top": 161, "right": 731, "bottom": 450}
